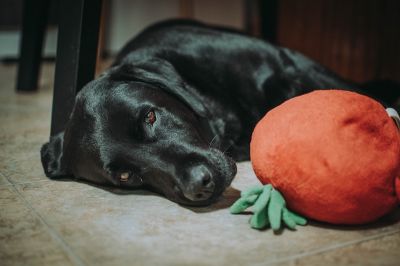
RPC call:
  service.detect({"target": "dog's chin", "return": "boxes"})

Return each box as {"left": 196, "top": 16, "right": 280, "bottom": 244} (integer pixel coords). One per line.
{"left": 170, "top": 177, "right": 235, "bottom": 207}
{"left": 172, "top": 192, "right": 221, "bottom": 207}
{"left": 147, "top": 155, "right": 237, "bottom": 207}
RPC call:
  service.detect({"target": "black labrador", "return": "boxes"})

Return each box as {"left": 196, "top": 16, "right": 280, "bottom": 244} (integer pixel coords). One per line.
{"left": 41, "top": 20, "right": 399, "bottom": 206}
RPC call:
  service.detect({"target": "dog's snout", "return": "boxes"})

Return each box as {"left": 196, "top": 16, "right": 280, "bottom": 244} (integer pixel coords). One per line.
{"left": 182, "top": 165, "right": 215, "bottom": 201}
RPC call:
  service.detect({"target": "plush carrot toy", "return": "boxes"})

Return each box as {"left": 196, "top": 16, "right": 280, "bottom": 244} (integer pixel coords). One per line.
{"left": 231, "top": 90, "right": 400, "bottom": 230}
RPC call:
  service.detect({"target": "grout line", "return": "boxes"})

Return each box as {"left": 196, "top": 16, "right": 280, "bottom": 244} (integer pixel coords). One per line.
{"left": 0, "top": 167, "right": 57, "bottom": 187}
{"left": 9, "top": 183, "right": 87, "bottom": 266}
{"left": 263, "top": 229, "right": 400, "bottom": 265}
{"left": 0, "top": 171, "right": 12, "bottom": 186}
{"left": 13, "top": 178, "right": 50, "bottom": 186}
{"left": 0, "top": 178, "right": 51, "bottom": 187}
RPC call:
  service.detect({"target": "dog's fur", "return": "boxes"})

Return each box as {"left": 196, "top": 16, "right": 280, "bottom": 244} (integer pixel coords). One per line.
{"left": 41, "top": 20, "right": 399, "bottom": 206}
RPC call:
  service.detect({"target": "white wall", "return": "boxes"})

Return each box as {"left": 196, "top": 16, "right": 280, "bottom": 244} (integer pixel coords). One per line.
{"left": 0, "top": 28, "right": 58, "bottom": 58}
{"left": 0, "top": 0, "right": 244, "bottom": 58}
{"left": 105, "top": 0, "right": 180, "bottom": 54}
{"left": 104, "top": 0, "right": 244, "bottom": 54}
{"left": 193, "top": 0, "right": 244, "bottom": 29}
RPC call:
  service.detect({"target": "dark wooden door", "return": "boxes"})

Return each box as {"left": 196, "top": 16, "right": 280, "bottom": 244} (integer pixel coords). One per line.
{"left": 276, "top": 0, "right": 400, "bottom": 83}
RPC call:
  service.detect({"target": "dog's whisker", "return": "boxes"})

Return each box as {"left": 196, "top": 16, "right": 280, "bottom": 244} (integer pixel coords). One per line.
{"left": 218, "top": 139, "right": 235, "bottom": 155}
{"left": 208, "top": 134, "right": 219, "bottom": 149}
{"left": 222, "top": 143, "right": 233, "bottom": 154}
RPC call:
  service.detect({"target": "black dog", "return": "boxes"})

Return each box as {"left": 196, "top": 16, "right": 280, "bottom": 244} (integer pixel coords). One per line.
{"left": 41, "top": 20, "right": 399, "bottom": 206}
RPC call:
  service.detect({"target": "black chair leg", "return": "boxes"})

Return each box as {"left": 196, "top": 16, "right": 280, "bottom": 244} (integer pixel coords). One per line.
{"left": 50, "top": 0, "right": 103, "bottom": 136}
{"left": 16, "top": 0, "right": 50, "bottom": 92}
{"left": 259, "top": 0, "right": 278, "bottom": 43}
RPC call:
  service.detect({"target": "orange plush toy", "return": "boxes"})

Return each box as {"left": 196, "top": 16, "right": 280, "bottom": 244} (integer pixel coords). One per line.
{"left": 231, "top": 90, "right": 400, "bottom": 230}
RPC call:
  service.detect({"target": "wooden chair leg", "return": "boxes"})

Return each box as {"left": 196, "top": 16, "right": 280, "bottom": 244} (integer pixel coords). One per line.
{"left": 16, "top": 0, "right": 50, "bottom": 92}
{"left": 50, "top": 0, "right": 103, "bottom": 136}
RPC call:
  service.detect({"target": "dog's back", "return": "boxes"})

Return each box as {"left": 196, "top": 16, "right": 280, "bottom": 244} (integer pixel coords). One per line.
{"left": 116, "top": 19, "right": 400, "bottom": 111}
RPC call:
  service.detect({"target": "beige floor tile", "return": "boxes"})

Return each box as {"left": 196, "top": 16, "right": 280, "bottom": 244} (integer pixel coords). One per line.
{"left": 281, "top": 231, "right": 400, "bottom": 266}
{"left": 0, "top": 173, "right": 10, "bottom": 186}
{"left": 0, "top": 186, "right": 74, "bottom": 266}
{"left": 0, "top": 66, "right": 51, "bottom": 184}
{"left": 15, "top": 163, "right": 400, "bottom": 266}
{"left": 2, "top": 63, "right": 400, "bottom": 266}
{"left": 0, "top": 150, "right": 48, "bottom": 184}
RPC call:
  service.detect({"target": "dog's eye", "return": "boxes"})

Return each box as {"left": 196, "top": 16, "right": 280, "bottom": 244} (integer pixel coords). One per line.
{"left": 120, "top": 172, "right": 130, "bottom": 182}
{"left": 145, "top": 110, "right": 156, "bottom": 125}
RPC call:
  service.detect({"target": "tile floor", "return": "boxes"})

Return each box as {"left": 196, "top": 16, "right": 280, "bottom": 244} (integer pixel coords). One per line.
{"left": 0, "top": 63, "right": 399, "bottom": 266}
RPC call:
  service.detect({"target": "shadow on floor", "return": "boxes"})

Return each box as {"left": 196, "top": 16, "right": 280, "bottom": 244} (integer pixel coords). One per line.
{"left": 49, "top": 176, "right": 241, "bottom": 213}
{"left": 184, "top": 186, "right": 241, "bottom": 213}
{"left": 308, "top": 208, "right": 400, "bottom": 231}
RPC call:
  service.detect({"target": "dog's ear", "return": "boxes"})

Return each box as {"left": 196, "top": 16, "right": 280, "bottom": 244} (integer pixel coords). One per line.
{"left": 108, "top": 58, "right": 208, "bottom": 117}
{"left": 40, "top": 132, "right": 70, "bottom": 178}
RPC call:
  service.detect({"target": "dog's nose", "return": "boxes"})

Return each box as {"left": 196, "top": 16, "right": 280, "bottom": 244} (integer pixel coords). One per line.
{"left": 183, "top": 165, "right": 215, "bottom": 201}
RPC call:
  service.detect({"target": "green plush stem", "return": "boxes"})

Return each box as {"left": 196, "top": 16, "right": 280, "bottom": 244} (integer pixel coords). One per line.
{"left": 240, "top": 185, "right": 264, "bottom": 198}
{"left": 250, "top": 205, "right": 269, "bottom": 229}
{"left": 282, "top": 208, "right": 297, "bottom": 230}
{"left": 230, "top": 184, "right": 308, "bottom": 231}
{"left": 230, "top": 194, "right": 259, "bottom": 214}
{"left": 253, "top": 185, "right": 272, "bottom": 213}
{"left": 286, "top": 209, "right": 307, "bottom": 226}
{"left": 268, "top": 189, "right": 285, "bottom": 230}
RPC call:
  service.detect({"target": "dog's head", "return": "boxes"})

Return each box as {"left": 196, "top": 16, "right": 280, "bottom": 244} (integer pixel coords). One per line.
{"left": 41, "top": 59, "right": 237, "bottom": 206}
